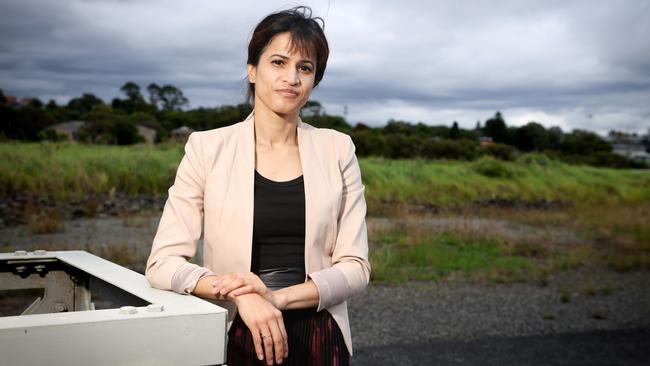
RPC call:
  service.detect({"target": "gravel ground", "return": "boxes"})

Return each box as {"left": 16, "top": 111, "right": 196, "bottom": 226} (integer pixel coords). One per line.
{"left": 351, "top": 328, "right": 650, "bottom": 365}
{"left": 348, "top": 269, "right": 650, "bottom": 364}
{"left": 2, "top": 215, "right": 649, "bottom": 364}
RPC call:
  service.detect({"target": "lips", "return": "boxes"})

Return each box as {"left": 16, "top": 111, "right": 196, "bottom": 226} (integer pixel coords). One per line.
{"left": 276, "top": 89, "right": 299, "bottom": 97}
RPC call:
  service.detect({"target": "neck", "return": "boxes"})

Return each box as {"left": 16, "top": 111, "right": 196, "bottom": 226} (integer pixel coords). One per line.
{"left": 252, "top": 104, "right": 299, "bottom": 148}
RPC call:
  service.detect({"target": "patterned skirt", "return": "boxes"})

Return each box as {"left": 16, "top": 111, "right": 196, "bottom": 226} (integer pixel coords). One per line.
{"left": 227, "top": 307, "right": 349, "bottom": 365}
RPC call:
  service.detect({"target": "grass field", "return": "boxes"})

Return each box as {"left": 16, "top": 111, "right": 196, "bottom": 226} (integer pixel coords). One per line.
{"left": 1, "top": 141, "right": 648, "bottom": 282}
{"left": 367, "top": 201, "right": 650, "bottom": 283}
{"left": 2, "top": 142, "right": 649, "bottom": 209}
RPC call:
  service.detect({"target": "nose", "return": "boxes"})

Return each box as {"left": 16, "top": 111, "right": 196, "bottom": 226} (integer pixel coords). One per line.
{"left": 285, "top": 67, "right": 300, "bottom": 85}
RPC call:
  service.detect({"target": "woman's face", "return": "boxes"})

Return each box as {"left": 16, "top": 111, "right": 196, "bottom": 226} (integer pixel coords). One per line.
{"left": 247, "top": 32, "right": 316, "bottom": 118}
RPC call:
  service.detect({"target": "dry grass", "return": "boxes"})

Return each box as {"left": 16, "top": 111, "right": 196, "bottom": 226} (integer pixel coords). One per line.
{"left": 25, "top": 207, "right": 65, "bottom": 234}
{"left": 367, "top": 200, "right": 650, "bottom": 284}
{"left": 454, "top": 201, "right": 650, "bottom": 272}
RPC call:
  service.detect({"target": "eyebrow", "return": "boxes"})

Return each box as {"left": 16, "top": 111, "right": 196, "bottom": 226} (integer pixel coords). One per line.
{"left": 269, "top": 54, "right": 315, "bottom": 66}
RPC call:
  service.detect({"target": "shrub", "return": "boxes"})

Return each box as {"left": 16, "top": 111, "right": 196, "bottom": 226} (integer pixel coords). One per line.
{"left": 471, "top": 156, "right": 515, "bottom": 178}
{"left": 482, "top": 143, "right": 516, "bottom": 161}
{"left": 517, "top": 153, "right": 557, "bottom": 167}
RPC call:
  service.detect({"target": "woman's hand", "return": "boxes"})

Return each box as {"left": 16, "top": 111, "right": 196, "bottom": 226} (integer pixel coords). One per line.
{"left": 234, "top": 293, "right": 288, "bottom": 365}
{"left": 211, "top": 272, "right": 273, "bottom": 302}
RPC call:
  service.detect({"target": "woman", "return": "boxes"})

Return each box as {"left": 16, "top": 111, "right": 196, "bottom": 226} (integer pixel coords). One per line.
{"left": 145, "top": 6, "right": 370, "bottom": 365}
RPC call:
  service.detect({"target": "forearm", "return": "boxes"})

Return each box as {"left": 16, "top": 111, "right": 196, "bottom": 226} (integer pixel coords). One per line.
{"left": 191, "top": 275, "right": 227, "bottom": 300}
{"left": 273, "top": 280, "right": 319, "bottom": 310}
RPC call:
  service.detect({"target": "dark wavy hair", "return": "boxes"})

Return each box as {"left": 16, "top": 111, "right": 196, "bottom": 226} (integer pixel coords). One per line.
{"left": 246, "top": 6, "right": 329, "bottom": 105}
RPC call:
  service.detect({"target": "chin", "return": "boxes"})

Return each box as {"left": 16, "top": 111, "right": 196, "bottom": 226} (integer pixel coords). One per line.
{"left": 271, "top": 102, "right": 302, "bottom": 117}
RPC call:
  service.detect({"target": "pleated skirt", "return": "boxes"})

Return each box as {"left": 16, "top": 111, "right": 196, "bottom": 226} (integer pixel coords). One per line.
{"left": 227, "top": 307, "right": 349, "bottom": 365}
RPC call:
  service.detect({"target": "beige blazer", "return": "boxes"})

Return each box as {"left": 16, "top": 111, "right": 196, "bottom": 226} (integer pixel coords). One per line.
{"left": 145, "top": 112, "right": 370, "bottom": 355}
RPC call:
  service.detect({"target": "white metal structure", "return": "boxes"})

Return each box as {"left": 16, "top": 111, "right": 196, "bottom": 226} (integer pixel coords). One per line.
{"left": 0, "top": 250, "right": 227, "bottom": 366}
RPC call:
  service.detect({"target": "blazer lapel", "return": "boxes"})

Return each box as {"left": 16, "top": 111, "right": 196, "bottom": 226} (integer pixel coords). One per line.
{"left": 224, "top": 113, "right": 255, "bottom": 271}
{"left": 298, "top": 120, "right": 333, "bottom": 275}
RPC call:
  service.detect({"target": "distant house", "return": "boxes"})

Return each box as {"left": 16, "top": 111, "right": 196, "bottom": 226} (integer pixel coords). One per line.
{"left": 171, "top": 126, "right": 194, "bottom": 143}
{"left": 608, "top": 130, "right": 650, "bottom": 164}
{"left": 49, "top": 121, "right": 86, "bottom": 141}
{"left": 136, "top": 124, "right": 157, "bottom": 144}
{"left": 479, "top": 136, "right": 493, "bottom": 147}
{"left": 47, "top": 121, "right": 158, "bottom": 144}
{"left": 2, "top": 94, "right": 32, "bottom": 109}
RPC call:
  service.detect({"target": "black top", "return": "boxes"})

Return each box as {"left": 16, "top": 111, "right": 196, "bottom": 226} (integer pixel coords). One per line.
{"left": 251, "top": 170, "right": 306, "bottom": 280}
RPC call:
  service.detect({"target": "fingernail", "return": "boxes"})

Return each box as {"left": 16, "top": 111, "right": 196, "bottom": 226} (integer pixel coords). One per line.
{"left": 258, "top": 354, "right": 263, "bottom": 360}
{"left": 233, "top": 290, "right": 240, "bottom": 296}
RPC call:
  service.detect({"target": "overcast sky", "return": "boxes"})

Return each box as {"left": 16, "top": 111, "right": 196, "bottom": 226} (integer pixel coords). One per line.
{"left": 1, "top": 0, "right": 649, "bottom": 134}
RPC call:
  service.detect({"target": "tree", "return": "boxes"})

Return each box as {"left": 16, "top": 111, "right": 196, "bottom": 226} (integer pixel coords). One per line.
{"left": 120, "top": 81, "right": 143, "bottom": 101}
{"left": 560, "top": 130, "right": 612, "bottom": 155}
{"left": 449, "top": 121, "right": 460, "bottom": 140}
{"left": 46, "top": 100, "right": 58, "bottom": 110}
{"left": 67, "top": 93, "right": 104, "bottom": 118}
{"left": 384, "top": 120, "right": 413, "bottom": 135}
{"left": 113, "top": 118, "right": 143, "bottom": 145}
{"left": 113, "top": 81, "right": 149, "bottom": 114}
{"left": 547, "top": 126, "right": 564, "bottom": 150}
{"left": 145, "top": 83, "right": 189, "bottom": 112}
{"left": 76, "top": 104, "right": 143, "bottom": 145}
{"left": 147, "top": 83, "right": 161, "bottom": 110}
{"left": 483, "top": 112, "right": 508, "bottom": 143}
{"left": 78, "top": 104, "right": 116, "bottom": 143}
{"left": 27, "top": 98, "right": 43, "bottom": 108}
{"left": 515, "top": 122, "right": 549, "bottom": 152}
{"left": 1, "top": 103, "right": 54, "bottom": 141}
{"left": 351, "top": 129, "right": 384, "bottom": 157}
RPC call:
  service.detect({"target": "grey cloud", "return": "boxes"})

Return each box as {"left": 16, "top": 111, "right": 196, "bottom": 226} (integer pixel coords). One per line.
{"left": 1, "top": 0, "right": 648, "bottom": 133}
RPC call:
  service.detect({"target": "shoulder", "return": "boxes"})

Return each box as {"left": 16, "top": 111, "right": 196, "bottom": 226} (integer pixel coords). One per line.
{"left": 189, "top": 121, "right": 242, "bottom": 142}
{"left": 184, "top": 120, "right": 247, "bottom": 161}
{"left": 301, "top": 122, "right": 356, "bottom": 161}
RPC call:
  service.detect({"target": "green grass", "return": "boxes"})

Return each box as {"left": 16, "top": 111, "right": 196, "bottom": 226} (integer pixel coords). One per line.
{"left": 370, "top": 231, "right": 536, "bottom": 283}
{"left": 360, "top": 155, "right": 650, "bottom": 213}
{"left": 2, "top": 142, "right": 649, "bottom": 282}
{"left": 2, "top": 142, "right": 649, "bottom": 210}
{"left": 0, "top": 141, "right": 182, "bottom": 200}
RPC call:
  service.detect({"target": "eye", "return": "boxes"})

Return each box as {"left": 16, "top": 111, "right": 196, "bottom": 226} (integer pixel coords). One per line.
{"left": 271, "top": 59, "right": 284, "bottom": 66}
{"left": 299, "top": 65, "right": 313, "bottom": 73}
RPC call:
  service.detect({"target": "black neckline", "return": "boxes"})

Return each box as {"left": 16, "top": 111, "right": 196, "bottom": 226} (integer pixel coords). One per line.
{"left": 255, "top": 170, "right": 304, "bottom": 187}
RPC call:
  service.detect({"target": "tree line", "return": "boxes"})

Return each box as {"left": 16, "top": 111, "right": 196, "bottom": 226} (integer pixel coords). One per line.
{"left": 1, "top": 82, "right": 647, "bottom": 169}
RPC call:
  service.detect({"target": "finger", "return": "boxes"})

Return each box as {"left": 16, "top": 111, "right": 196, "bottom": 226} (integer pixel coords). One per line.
{"left": 251, "top": 327, "right": 265, "bottom": 362}
{"left": 262, "top": 328, "right": 275, "bottom": 365}
{"left": 231, "top": 285, "right": 255, "bottom": 296}
{"left": 277, "top": 316, "right": 288, "bottom": 358}
{"left": 219, "top": 278, "right": 245, "bottom": 295}
{"left": 268, "top": 314, "right": 286, "bottom": 364}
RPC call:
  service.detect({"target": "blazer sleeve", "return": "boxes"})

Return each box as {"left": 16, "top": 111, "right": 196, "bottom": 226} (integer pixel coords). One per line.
{"left": 145, "top": 132, "right": 215, "bottom": 295}
{"left": 309, "top": 134, "right": 371, "bottom": 311}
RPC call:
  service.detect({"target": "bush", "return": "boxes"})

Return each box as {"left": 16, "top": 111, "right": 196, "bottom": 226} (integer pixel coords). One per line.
{"left": 481, "top": 143, "right": 516, "bottom": 161}
{"left": 421, "top": 139, "right": 479, "bottom": 160}
{"left": 38, "top": 128, "right": 68, "bottom": 142}
{"left": 471, "top": 156, "right": 515, "bottom": 178}
{"left": 580, "top": 152, "right": 648, "bottom": 169}
{"left": 517, "top": 153, "right": 557, "bottom": 167}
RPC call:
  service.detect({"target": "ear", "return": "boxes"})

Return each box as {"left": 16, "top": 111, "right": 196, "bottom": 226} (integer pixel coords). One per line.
{"left": 247, "top": 64, "right": 256, "bottom": 83}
